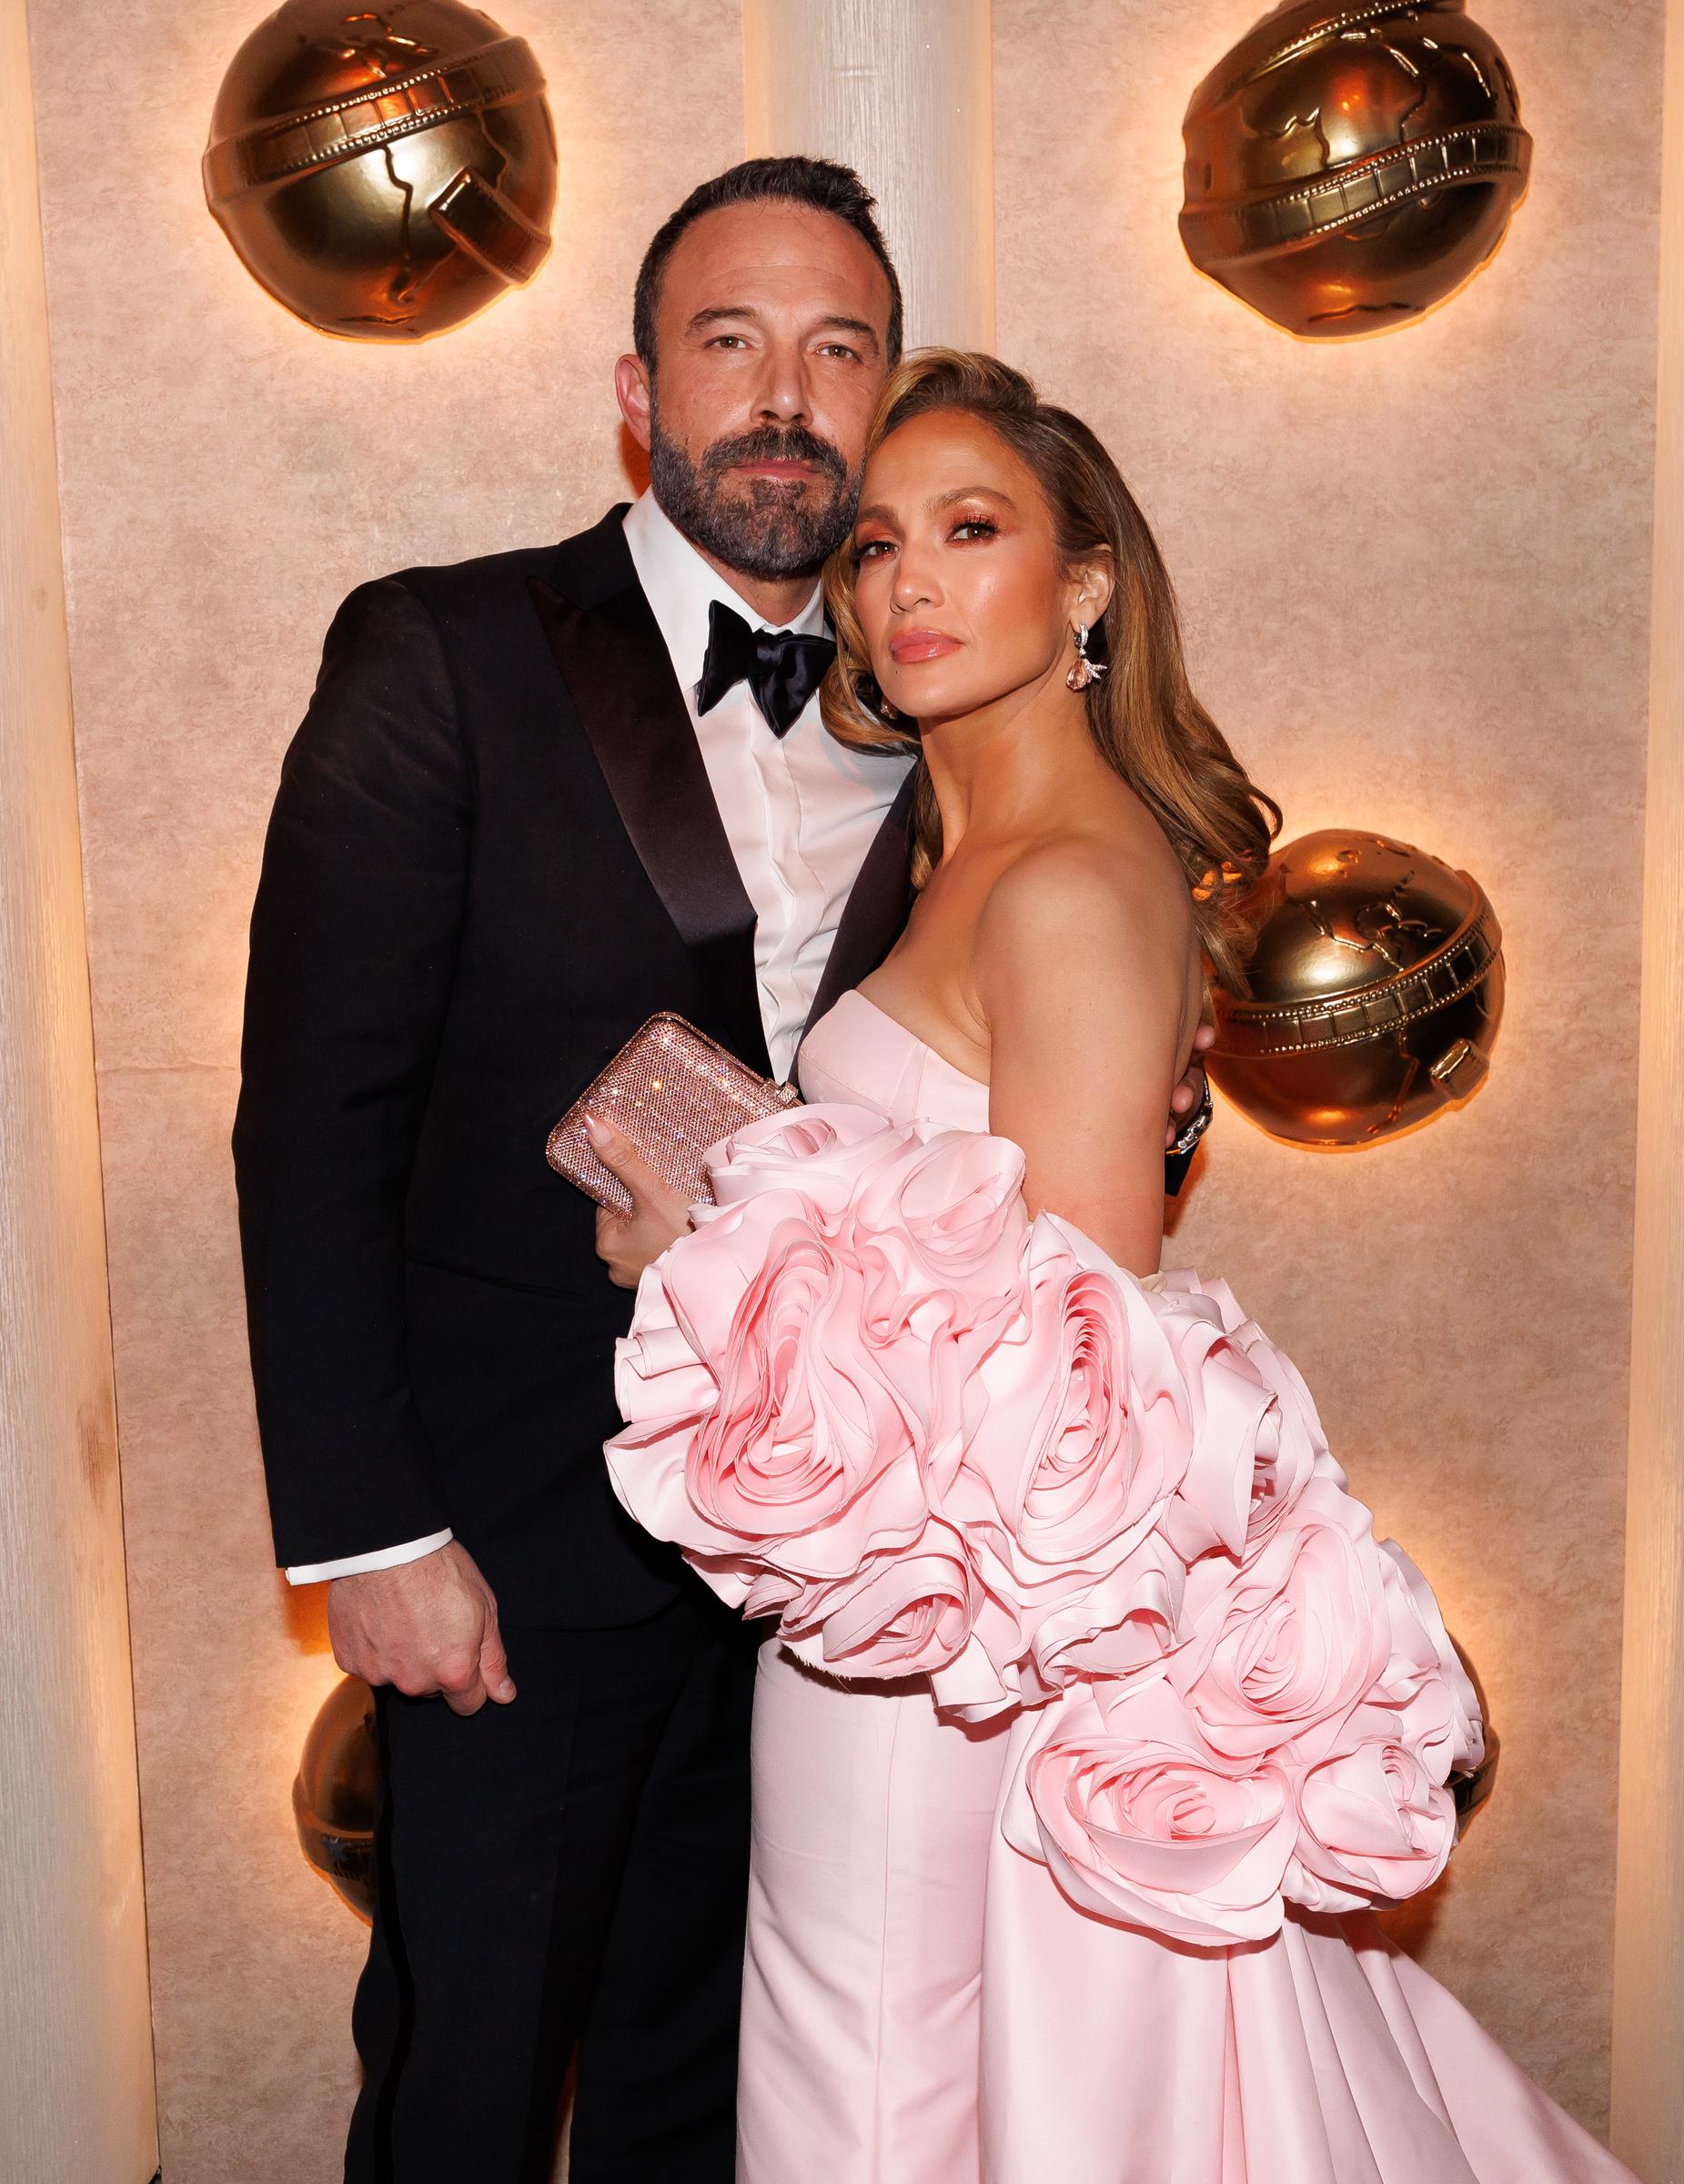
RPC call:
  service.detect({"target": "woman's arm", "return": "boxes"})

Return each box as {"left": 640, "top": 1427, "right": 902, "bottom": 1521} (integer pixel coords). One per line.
{"left": 975, "top": 844, "right": 1195, "bottom": 1277}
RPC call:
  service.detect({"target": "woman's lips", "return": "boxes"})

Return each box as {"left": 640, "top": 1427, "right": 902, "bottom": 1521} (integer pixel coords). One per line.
{"left": 889, "top": 630, "right": 961, "bottom": 663}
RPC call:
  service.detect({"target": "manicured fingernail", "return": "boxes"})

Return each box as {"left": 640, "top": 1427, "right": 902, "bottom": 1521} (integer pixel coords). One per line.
{"left": 583, "top": 1111, "right": 611, "bottom": 1148}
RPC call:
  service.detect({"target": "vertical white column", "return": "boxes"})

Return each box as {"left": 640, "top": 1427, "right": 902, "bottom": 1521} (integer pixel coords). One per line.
{"left": 742, "top": 0, "right": 995, "bottom": 352}
{"left": 0, "top": 5, "right": 157, "bottom": 2179}
{"left": 1612, "top": 0, "right": 1684, "bottom": 2171}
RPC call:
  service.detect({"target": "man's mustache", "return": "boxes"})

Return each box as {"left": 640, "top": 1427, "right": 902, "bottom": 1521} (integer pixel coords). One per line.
{"left": 702, "top": 424, "right": 850, "bottom": 487}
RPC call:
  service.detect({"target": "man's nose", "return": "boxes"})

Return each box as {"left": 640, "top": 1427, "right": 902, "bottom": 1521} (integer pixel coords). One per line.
{"left": 751, "top": 339, "right": 812, "bottom": 425}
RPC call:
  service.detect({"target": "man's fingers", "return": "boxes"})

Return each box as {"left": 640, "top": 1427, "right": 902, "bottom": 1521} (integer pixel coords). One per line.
{"left": 479, "top": 1621, "right": 517, "bottom": 1705}
{"left": 431, "top": 1636, "right": 483, "bottom": 1712}
{"left": 1190, "top": 1021, "right": 1216, "bottom": 1055}
{"left": 326, "top": 1545, "right": 515, "bottom": 1715}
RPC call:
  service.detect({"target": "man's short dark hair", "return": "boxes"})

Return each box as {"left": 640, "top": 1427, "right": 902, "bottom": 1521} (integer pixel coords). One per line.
{"left": 633, "top": 156, "right": 904, "bottom": 373}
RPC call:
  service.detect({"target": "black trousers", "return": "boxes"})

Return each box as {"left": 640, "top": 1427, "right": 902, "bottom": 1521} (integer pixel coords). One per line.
{"left": 344, "top": 1583, "right": 758, "bottom": 2183}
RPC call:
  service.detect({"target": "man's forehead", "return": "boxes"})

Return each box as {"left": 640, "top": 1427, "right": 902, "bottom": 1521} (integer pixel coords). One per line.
{"left": 663, "top": 201, "right": 889, "bottom": 310}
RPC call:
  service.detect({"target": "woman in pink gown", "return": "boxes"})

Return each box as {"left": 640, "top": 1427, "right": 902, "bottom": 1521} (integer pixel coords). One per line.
{"left": 605, "top": 350, "right": 1639, "bottom": 2184}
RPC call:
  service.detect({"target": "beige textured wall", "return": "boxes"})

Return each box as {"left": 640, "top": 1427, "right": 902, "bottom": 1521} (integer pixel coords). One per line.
{"left": 993, "top": 0, "right": 1662, "bottom": 2138}
{"left": 1614, "top": 0, "right": 1684, "bottom": 2169}
{"left": 0, "top": 4, "right": 157, "bottom": 2177}
{"left": 24, "top": 3, "right": 742, "bottom": 2177}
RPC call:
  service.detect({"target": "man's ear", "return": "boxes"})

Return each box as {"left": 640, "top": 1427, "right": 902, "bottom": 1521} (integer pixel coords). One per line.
{"left": 615, "top": 352, "right": 653, "bottom": 453}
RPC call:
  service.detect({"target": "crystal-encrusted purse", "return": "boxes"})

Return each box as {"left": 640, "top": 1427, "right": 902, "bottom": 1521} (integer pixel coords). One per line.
{"left": 545, "top": 1012, "right": 802, "bottom": 1217}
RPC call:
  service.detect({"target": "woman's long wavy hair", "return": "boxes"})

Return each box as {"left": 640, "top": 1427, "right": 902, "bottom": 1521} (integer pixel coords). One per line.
{"left": 821, "top": 350, "right": 1279, "bottom": 993}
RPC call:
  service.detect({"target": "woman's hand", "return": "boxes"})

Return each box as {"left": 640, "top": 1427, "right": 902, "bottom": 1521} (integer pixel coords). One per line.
{"left": 587, "top": 1114, "right": 695, "bottom": 1289}
{"left": 1167, "top": 1020, "right": 1215, "bottom": 1149}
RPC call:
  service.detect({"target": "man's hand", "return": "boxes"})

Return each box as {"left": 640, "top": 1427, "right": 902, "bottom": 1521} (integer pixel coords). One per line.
{"left": 588, "top": 1112, "right": 694, "bottom": 1289}
{"left": 1166, "top": 1020, "right": 1215, "bottom": 1150}
{"left": 328, "top": 1540, "right": 515, "bottom": 1717}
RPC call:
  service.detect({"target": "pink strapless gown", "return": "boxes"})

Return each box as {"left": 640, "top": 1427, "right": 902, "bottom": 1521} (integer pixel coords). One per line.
{"left": 608, "top": 992, "right": 1639, "bottom": 2184}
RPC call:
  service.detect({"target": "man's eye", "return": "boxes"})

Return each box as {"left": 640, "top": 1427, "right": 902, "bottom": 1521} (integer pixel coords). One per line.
{"left": 708, "top": 334, "right": 749, "bottom": 350}
{"left": 819, "top": 343, "right": 861, "bottom": 361}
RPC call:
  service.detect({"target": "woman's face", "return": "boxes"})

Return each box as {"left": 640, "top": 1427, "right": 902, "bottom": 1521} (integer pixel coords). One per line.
{"left": 849, "top": 408, "right": 1088, "bottom": 726}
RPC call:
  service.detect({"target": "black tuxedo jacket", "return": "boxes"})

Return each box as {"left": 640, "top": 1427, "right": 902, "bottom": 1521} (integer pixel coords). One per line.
{"left": 233, "top": 507, "right": 916, "bottom": 1625}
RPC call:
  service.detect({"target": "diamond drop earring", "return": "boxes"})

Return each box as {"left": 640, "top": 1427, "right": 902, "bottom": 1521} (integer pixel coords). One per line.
{"left": 1066, "top": 621, "right": 1106, "bottom": 693}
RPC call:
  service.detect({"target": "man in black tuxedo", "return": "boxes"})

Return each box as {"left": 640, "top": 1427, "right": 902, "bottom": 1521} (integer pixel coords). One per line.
{"left": 235, "top": 155, "right": 1211, "bottom": 2184}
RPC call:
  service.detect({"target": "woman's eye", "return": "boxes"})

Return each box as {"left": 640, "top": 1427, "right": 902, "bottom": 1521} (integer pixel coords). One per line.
{"left": 852, "top": 539, "right": 893, "bottom": 564}
{"left": 951, "top": 518, "right": 998, "bottom": 541}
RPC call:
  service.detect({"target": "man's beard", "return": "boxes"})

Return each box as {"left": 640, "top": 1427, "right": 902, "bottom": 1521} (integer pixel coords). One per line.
{"left": 648, "top": 403, "right": 859, "bottom": 581}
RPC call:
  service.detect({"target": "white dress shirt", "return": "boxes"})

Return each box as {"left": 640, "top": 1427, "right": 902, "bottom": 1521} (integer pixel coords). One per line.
{"left": 287, "top": 492, "right": 913, "bottom": 1584}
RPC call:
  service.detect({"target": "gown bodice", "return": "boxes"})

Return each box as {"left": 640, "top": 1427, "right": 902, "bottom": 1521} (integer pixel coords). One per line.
{"left": 800, "top": 988, "right": 1168, "bottom": 1290}
{"left": 798, "top": 988, "right": 991, "bottom": 1135}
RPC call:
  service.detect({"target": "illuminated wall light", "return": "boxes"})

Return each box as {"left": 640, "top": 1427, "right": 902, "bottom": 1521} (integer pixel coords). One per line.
{"left": 1208, "top": 830, "right": 1505, "bottom": 1148}
{"left": 203, "top": 0, "right": 557, "bottom": 342}
{"left": 294, "top": 1675, "right": 378, "bottom": 1920}
{"left": 1179, "top": 1, "right": 1532, "bottom": 341}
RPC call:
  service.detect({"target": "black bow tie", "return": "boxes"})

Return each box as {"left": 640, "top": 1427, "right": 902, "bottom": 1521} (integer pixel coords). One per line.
{"left": 695, "top": 600, "right": 836, "bottom": 739}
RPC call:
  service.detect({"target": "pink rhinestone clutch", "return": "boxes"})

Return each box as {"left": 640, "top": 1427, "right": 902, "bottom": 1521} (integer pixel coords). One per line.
{"left": 546, "top": 1012, "right": 803, "bottom": 1217}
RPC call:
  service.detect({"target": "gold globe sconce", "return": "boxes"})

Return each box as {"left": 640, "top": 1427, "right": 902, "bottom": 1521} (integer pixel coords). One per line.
{"left": 295, "top": 1673, "right": 379, "bottom": 1920}
{"left": 204, "top": 1, "right": 557, "bottom": 341}
{"left": 1207, "top": 829, "right": 1504, "bottom": 1148}
{"left": 1179, "top": 2, "right": 1531, "bottom": 340}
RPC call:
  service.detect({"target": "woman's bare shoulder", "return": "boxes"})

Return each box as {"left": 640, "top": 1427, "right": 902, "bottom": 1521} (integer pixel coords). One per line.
{"left": 976, "top": 808, "right": 1195, "bottom": 974}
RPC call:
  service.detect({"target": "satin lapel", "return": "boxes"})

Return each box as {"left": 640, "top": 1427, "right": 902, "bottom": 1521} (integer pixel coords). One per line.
{"left": 801, "top": 769, "right": 918, "bottom": 1052}
{"left": 529, "top": 551, "right": 771, "bottom": 1077}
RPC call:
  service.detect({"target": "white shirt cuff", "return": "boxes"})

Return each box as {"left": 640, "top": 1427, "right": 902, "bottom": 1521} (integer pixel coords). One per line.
{"left": 285, "top": 1528, "right": 454, "bottom": 1585}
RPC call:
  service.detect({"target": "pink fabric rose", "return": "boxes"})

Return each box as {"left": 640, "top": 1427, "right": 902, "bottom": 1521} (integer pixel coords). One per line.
{"left": 1154, "top": 1270, "right": 1327, "bottom": 1566}
{"left": 610, "top": 1196, "right": 932, "bottom": 1585}
{"left": 1012, "top": 1532, "right": 1188, "bottom": 1694}
{"left": 1170, "top": 1475, "right": 1394, "bottom": 1762}
{"left": 958, "top": 1219, "right": 1191, "bottom": 1577}
{"left": 848, "top": 1127, "right": 1034, "bottom": 1487}
{"left": 776, "top": 1516, "right": 983, "bottom": 1684}
{"left": 705, "top": 1103, "right": 909, "bottom": 1222}
{"left": 688, "top": 1218, "right": 921, "bottom": 1558}
{"left": 1376, "top": 1539, "right": 1486, "bottom": 1779}
{"left": 849, "top": 1127, "right": 1029, "bottom": 1324}
{"left": 1155, "top": 1307, "right": 1276, "bottom": 1567}
{"left": 1004, "top": 1679, "right": 1299, "bottom": 1946}
{"left": 1288, "top": 1729, "right": 1458, "bottom": 1909}
{"left": 1161, "top": 1274, "right": 1327, "bottom": 1496}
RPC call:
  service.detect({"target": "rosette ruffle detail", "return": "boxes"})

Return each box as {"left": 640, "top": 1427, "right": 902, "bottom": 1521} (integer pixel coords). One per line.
{"left": 607, "top": 1105, "right": 1484, "bottom": 1948}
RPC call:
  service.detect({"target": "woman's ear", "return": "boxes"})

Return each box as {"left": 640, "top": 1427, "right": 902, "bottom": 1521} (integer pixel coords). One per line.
{"left": 1065, "top": 549, "right": 1114, "bottom": 634}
